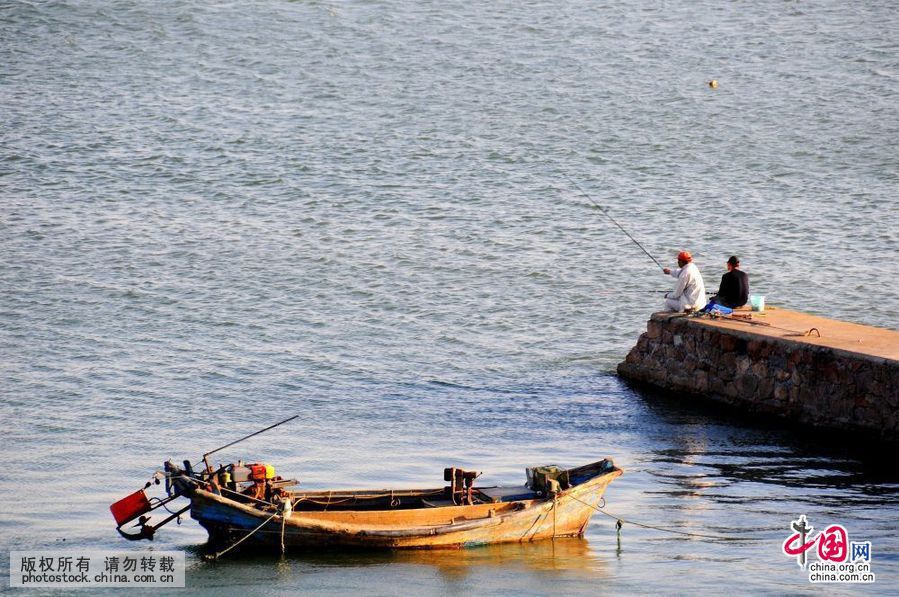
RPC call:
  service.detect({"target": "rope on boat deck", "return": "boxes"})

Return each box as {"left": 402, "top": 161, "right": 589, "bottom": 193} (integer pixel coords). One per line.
{"left": 218, "top": 486, "right": 277, "bottom": 508}
{"left": 286, "top": 489, "right": 444, "bottom": 508}
{"left": 205, "top": 510, "right": 281, "bottom": 561}
{"left": 552, "top": 493, "right": 557, "bottom": 539}
{"left": 568, "top": 494, "right": 764, "bottom": 542}
{"left": 280, "top": 511, "right": 287, "bottom": 555}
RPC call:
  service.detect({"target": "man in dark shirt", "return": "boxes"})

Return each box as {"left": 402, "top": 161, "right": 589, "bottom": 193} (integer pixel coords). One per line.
{"left": 711, "top": 255, "right": 750, "bottom": 308}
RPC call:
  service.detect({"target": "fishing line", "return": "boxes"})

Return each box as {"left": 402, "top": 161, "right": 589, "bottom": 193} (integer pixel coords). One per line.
{"left": 564, "top": 175, "right": 665, "bottom": 271}
{"left": 485, "top": 159, "right": 665, "bottom": 272}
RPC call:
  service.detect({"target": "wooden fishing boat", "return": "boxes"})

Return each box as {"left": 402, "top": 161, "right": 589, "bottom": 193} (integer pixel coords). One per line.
{"left": 112, "top": 457, "right": 622, "bottom": 553}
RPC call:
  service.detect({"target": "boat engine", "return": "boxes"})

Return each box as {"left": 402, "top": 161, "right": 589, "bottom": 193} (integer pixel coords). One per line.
{"left": 217, "top": 461, "right": 285, "bottom": 501}
{"left": 444, "top": 467, "right": 481, "bottom": 505}
{"left": 526, "top": 465, "right": 570, "bottom": 495}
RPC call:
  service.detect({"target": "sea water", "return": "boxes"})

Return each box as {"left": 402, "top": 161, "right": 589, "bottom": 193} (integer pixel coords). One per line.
{"left": 2, "top": 0, "right": 898, "bottom": 593}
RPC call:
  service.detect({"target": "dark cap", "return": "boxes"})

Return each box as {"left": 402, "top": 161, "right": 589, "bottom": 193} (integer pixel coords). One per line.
{"left": 727, "top": 255, "right": 740, "bottom": 266}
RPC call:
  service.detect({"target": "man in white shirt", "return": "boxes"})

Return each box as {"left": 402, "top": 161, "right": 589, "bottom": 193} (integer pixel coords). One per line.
{"left": 662, "top": 251, "right": 707, "bottom": 312}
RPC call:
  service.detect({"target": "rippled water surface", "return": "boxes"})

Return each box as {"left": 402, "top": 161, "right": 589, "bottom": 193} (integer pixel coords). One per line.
{"left": 2, "top": 0, "right": 898, "bottom": 593}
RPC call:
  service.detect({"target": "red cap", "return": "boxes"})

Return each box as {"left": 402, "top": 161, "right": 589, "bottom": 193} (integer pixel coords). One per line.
{"left": 677, "top": 251, "right": 692, "bottom": 262}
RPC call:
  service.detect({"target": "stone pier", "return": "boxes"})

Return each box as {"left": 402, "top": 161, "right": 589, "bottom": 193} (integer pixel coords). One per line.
{"left": 617, "top": 308, "right": 899, "bottom": 443}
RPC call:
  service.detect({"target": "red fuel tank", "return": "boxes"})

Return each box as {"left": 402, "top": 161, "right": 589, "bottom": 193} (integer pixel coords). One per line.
{"left": 110, "top": 489, "right": 152, "bottom": 526}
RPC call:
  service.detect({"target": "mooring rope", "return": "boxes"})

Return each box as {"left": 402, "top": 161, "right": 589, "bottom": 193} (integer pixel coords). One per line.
{"left": 568, "top": 494, "right": 764, "bottom": 542}
{"left": 207, "top": 510, "right": 281, "bottom": 560}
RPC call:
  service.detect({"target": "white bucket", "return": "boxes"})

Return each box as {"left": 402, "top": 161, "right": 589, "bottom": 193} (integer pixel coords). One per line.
{"left": 750, "top": 295, "right": 765, "bottom": 312}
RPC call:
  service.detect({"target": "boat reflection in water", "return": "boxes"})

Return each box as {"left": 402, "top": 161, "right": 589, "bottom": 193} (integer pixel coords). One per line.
{"left": 188, "top": 536, "right": 610, "bottom": 593}
{"left": 390, "top": 537, "right": 607, "bottom": 580}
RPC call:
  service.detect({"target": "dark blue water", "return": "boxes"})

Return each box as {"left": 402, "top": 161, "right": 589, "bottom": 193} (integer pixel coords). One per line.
{"left": 2, "top": 0, "right": 898, "bottom": 593}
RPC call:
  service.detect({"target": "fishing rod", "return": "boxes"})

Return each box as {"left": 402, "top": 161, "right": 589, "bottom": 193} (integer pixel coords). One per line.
{"left": 199, "top": 414, "right": 300, "bottom": 473}
{"left": 565, "top": 175, "right": 665, "bottom": 271}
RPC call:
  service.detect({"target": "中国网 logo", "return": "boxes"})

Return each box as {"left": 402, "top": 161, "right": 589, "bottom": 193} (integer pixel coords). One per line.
{"left": 782, "top": 515, "right": 875, "bottom": 583}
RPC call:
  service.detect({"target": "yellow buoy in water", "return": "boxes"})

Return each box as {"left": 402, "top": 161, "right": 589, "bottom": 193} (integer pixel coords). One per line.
{"left": 708, "top": 79, "right": 719, "bottom": 89}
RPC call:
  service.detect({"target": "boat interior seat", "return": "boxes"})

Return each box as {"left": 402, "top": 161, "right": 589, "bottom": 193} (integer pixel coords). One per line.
{"left": 477, "top": 486, "right": 541, "bottom": 502}
{"left": 420, "top": 499, "right": 456, "bottom": 508}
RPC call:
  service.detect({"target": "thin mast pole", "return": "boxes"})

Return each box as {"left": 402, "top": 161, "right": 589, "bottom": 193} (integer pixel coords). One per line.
{"left": 200, "top": 415, "right": 300, "bottom": 471}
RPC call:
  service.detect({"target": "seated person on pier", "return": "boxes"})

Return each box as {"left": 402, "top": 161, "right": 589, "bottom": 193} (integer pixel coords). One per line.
{"left": 708, "top": 255, "right": 749, "bottom": 309}
{"left": 662, "top": 251, "right": 706, "bottom": 312}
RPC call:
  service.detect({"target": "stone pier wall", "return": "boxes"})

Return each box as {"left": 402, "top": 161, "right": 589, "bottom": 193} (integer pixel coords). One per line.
{"left": 617, "top": 313, "right": 899, "bottom": 442}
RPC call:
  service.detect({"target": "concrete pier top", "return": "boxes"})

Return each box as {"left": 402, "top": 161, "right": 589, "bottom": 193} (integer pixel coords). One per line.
{"left": 664, "top": 307, "right": 899, "bottom": 363}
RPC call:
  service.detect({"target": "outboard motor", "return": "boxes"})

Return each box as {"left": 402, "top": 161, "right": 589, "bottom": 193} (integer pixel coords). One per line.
{"left": 444, "top": 467, "right": 481, "bottom": 505}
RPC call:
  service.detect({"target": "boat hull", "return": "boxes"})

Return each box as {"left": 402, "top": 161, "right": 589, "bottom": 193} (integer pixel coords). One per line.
{"left": 189, "top": 466, "right": 622, "bottom": 550}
